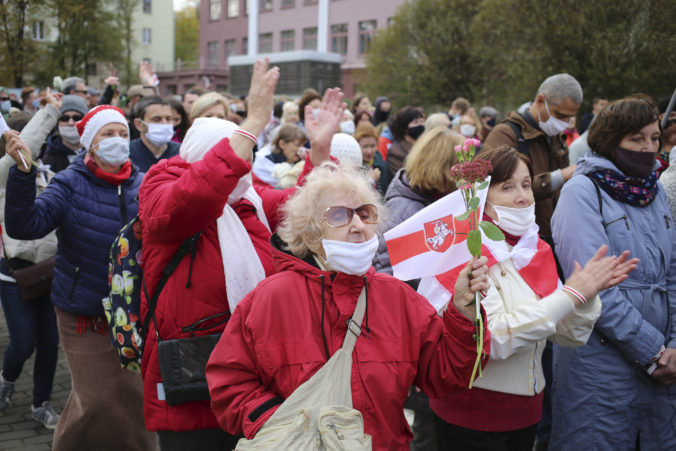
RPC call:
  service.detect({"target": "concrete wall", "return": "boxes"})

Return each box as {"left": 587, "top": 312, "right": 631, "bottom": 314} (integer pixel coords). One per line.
{"left": 134, "top": 0, "right": 176, "bottom": 73}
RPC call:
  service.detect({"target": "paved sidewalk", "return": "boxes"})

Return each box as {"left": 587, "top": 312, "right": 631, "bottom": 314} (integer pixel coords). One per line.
{"left": 0, "top": 308, "right": 70, "bottom": 451}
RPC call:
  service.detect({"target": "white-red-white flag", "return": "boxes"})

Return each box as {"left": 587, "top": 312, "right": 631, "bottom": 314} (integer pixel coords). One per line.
{"left": 383, "top": 179, "right": 489, "bottom": 281}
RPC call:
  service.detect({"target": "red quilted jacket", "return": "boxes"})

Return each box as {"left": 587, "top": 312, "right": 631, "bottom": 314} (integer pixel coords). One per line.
{"left": 206, "top": 235, "right": 490, "bottom": 450}
{"left": 138, "top": 137, "right": 311, "bottom": 431}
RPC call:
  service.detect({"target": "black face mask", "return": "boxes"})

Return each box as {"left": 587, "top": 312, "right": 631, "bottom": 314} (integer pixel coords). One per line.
{"left": 613, "top": 146, "right": 657, "bottom": 178}
{"left": 407, "top": 124, "right": 425, "bottom": 140}
{"left": 486, "top": 118, "right": 496, "bottom": 128}
{"left": 373, "top": 109, "right": 390, "bottom": 124}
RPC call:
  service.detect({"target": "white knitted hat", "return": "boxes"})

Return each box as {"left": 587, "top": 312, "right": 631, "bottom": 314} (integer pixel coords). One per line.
{"left": 76, "top": 105, "right": 128, "bottom": 150}
{"left": 330, "top": 133, "right": 363, "bottom": 167}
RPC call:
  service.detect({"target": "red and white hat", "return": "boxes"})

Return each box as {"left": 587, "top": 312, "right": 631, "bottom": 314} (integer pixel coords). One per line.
{"left": 76, "top": 105, "right": 128, "bottom": 150}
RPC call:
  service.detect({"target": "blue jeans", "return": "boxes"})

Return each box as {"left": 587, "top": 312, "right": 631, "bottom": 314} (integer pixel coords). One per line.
{"left": 0, "top": 265, "right": 59, "bottom": 407}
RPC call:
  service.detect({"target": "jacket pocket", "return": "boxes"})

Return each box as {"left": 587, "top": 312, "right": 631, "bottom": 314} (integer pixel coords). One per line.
{"left": 68, "top": 266, "right": 80, "bottom": 301}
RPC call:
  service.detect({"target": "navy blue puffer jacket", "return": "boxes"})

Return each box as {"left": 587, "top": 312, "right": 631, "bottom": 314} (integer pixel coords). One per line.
{"left": 5, "top": 156, "right": 143, "bottom": 317}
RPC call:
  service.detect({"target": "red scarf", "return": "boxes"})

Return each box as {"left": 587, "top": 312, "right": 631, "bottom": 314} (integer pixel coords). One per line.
{"left": 84, "top": 154, "right": 132, "bottom": 185}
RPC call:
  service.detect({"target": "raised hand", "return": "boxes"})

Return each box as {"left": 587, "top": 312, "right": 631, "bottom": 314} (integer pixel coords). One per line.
{"left": 139, "top": 61, "right": 155, "bottom": 86}
{"left": 306, "top": 88, "right": 346, "bottom": 167}
{"left": 243, "top": 58, "right": 280, "bottom": 136}
{"left": 5, "top": 131, "right": 32, "bottom": 173}
{"left": 44, "top": 87, "right": 63, "bottom": 110}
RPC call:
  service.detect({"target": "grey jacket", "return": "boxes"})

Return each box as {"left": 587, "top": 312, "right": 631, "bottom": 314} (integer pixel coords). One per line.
{"left": 550, "top": 153, "right": 676, "bottom": 449}
{"left": 0, "top": 105, "right": 59, "bottom": 266}
{"left": 374, "top": 168, "right": 435, "bottom": 287}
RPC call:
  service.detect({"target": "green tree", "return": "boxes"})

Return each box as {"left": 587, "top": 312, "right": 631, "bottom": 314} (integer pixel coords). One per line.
{"left": 366, "top": 0, "right": 676, "bottom": 112}
{"left": 33, "top": 0, "right": 123, "bottom": 83}
{"left": 118, "top": 0, "right": 140, "bottom": 89}
{"left": 0, "top": 0, "right": 45, "bottom": 87}
{"left": 365, "top": 0, "right": 480, "bottom": 109}
{"left": 472, "top": 0, "right": 676, "bottom": 111}
{"left": 175, "top": 5, "right": 199, "bottom": 68}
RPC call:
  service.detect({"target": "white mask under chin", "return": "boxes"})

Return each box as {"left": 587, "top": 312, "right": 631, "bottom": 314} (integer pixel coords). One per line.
{"left": 228, "top": 172, "right": 253, "bottom": 205}
{"left": 489, "top": 202, "right": 535, "bottom": 236}
{"left": 321, "top": 235, "right": 379, "bottom": 275}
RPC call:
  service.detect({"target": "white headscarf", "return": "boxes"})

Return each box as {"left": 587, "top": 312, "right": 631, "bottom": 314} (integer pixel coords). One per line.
{"left": 180, "top": 118, "right": 270, "bottom": 312}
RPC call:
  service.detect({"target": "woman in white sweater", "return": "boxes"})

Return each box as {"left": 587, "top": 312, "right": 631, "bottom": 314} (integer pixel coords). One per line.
{"left": 418, "top": 145, "right": 638, "bottom": 450}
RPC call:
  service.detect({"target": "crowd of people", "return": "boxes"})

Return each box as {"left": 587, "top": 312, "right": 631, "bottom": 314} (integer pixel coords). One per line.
{"left": 0, "top": 59, "right": 674, "bottom": 451}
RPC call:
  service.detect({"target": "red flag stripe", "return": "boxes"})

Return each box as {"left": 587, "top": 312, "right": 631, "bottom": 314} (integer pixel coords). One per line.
{"left": 387, "top": 231, "right": 429, "bottom": 266}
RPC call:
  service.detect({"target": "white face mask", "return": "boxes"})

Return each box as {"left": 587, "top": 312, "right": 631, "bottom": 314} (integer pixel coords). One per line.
{"left": 58, "top": 125, "right": 81, "bottom": 146}
{"left": 489, "top": 202, "right": 535, "bottom": 236}
{"left": 321, "top": 235, "right": 378, "bottom": 275}
{"left": 460, "top": 124, "right": 476, "bottom": 138}
{"left": 94, "top": 137, "right": 130, "bottom": 166}
{"left": 537, "top": 99, "right": 569, "bottom": 136}
{"left": 339, "top": 120, "right": 355, "bottom": 135}
{"left": 142, "top": 121, "right": 174, "bottom": 147}
{"left": 228, "top": 172, "right": 252, "bottom": 205}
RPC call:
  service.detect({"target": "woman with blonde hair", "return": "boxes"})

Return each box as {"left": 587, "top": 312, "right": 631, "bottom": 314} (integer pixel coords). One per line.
{"left": 206, "top": 163, "right": 491, "bottom": 450}
{"left": 188, "top": 92, "right": 231, "bottom": 123}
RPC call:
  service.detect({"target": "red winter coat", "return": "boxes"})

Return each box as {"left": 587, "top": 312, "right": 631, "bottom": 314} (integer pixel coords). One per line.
{"left": 139, "top": 137, "right": 313, "bottom": 432}
{"left": 206, "top": 235, "right": 489, "bottom": 450}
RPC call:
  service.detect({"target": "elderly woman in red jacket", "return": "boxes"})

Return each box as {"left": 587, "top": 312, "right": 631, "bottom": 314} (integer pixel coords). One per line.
{"left": 138, "top": 60, "right": 347, "bottom": 451}
{"left": 206, "top": 162, "right": 492, "bottom": 450}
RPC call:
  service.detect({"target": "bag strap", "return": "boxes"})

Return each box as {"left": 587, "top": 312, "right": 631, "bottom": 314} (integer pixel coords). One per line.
{"left": 139, "top": 231, "right": 203, "bottom": 339}
{"left": 585, "top": 174, "right": 604, "bottom": 218}
{"left": 506, "top": 120, "right": 530, "bottom": 157}
{"left": 341, "top": 285, "right": 367, "bottom": 354}
{"left": 0, "top": 231, "right": 13, "bottom": 275}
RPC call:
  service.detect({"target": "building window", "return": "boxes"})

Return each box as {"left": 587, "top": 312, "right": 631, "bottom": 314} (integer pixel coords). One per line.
{"left": 143, "top": 0, "right": 151, "bottom": 14}
{"left": 358, "top": 20, "right": 376, "bottom": 54}
{"left": 245, "top": 0, "right": 249, "bottom": 15}
{"left": 259, "top": 32, "right": 273, "bottom": 53}
{"left": 225, "top": 39, "right": 238, "bottom": 59}
{"left": 282, "top": 0, "right": 295, "bottom": 7}
{"left": 32, "top": 21, "right": 44, "bottom": 40}
{"left": 304, "top": 0, "right": 317, "bottom": 4}
{"left": 227, "top": 0, "right": 239, "bottom": 17}
{"left": 242, "top": 37, "right": 248, "bottom": 55}
{"left": 260, "top": 0, "right": 272, "bottom": 10}
{"left": 142, "top": 28, "right": 152, "bottom": 44}
{"left": 303, "top": 27, "right": 317, "bottom": 50}
{"left": 280, "top": 30, "right": 295, "bottom": 51}
{"left": 208, "top": 41, "right": 219, "bottom": 67}
{"left": 331, "top": 23, "right": 348, "bottom": 55}
{"left": 210, "top": 0, "right": 222, "bottom": 20}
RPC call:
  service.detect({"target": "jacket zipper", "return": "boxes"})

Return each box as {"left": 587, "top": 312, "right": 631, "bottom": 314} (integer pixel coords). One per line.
{"left": 532, "top": 341, "right": 538, "bottom": 393}
{"left": 605, "top": 215, "right": 629, "bottom": 230}
{"left": 118, "top": 185, "right": 128, "bottom": 224}
{"left": 69, "top": 267, "right": 80, "bottom": 300}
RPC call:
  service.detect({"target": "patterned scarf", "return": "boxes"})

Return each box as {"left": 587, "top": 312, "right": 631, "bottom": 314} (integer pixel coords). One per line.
{"left": 590, "top": 169, "right": 658, "bottom": 207}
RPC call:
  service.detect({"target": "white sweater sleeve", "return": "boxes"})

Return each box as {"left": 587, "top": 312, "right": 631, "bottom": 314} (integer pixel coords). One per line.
{"left": 550, "top": 295, "right": 602, "bottom": 347}
{"left": 483, "top": 264, "right": 576, "bottom": 360}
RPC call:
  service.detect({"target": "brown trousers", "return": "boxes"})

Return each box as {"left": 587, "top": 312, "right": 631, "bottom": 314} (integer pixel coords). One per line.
{"left": 52, "top": 307, "right": 158, "bottom": 451}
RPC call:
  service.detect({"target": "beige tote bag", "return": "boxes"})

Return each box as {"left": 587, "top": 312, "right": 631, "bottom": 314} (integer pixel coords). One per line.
{"left": 235, "top": 287, "right": 372, "bottom": 450}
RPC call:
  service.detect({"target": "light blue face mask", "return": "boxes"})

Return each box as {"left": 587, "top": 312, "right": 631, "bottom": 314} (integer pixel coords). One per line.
{"left": 94, "top": 137, "right": 130, "bottom": 166}
{"left": 31, "top": 98, "right": 41, "bottom": 109}
{"left": 0, "top": 100, "right": 10, "bottom": 113}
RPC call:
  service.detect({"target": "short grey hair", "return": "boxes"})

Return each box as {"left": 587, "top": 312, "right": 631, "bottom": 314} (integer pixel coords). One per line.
{"left": 535, "top": 73, "right": 583, "bottom": 105}
{"left": 62, "top": 77, "right": 86, "bottom": 95}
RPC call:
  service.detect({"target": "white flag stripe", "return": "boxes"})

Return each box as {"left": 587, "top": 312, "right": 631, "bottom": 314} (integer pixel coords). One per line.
{"left": 384, "top": 177, "right": 490, "bottom": 282}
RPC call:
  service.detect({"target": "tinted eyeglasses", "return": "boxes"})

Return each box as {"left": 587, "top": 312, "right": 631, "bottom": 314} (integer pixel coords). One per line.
{"left": 324, "top": 204, "right": 379, "bottom": 228}
{"left": 59, "top": 114, "right": 84, "bottom": 123}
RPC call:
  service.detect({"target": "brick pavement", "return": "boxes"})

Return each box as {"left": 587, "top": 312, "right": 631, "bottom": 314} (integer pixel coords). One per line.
{"left": 0, "top": 308, "right": 70, "bottom": 451}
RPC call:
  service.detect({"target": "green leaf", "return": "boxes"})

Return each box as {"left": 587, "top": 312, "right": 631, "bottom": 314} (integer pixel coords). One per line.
{"left": 479, "top": 221, "right": 505, "bottom": 241}
{"left": 477, "top": 181, "right": 489, "bottom": 190}
{"left": 467, "top": 230, "right": 482, "bottom": 256}
{"left": 469, "top": 196, "right": 480, "bottom": 211}
{"left": 455, "top": 209, "right": 471, "bottom": 221}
